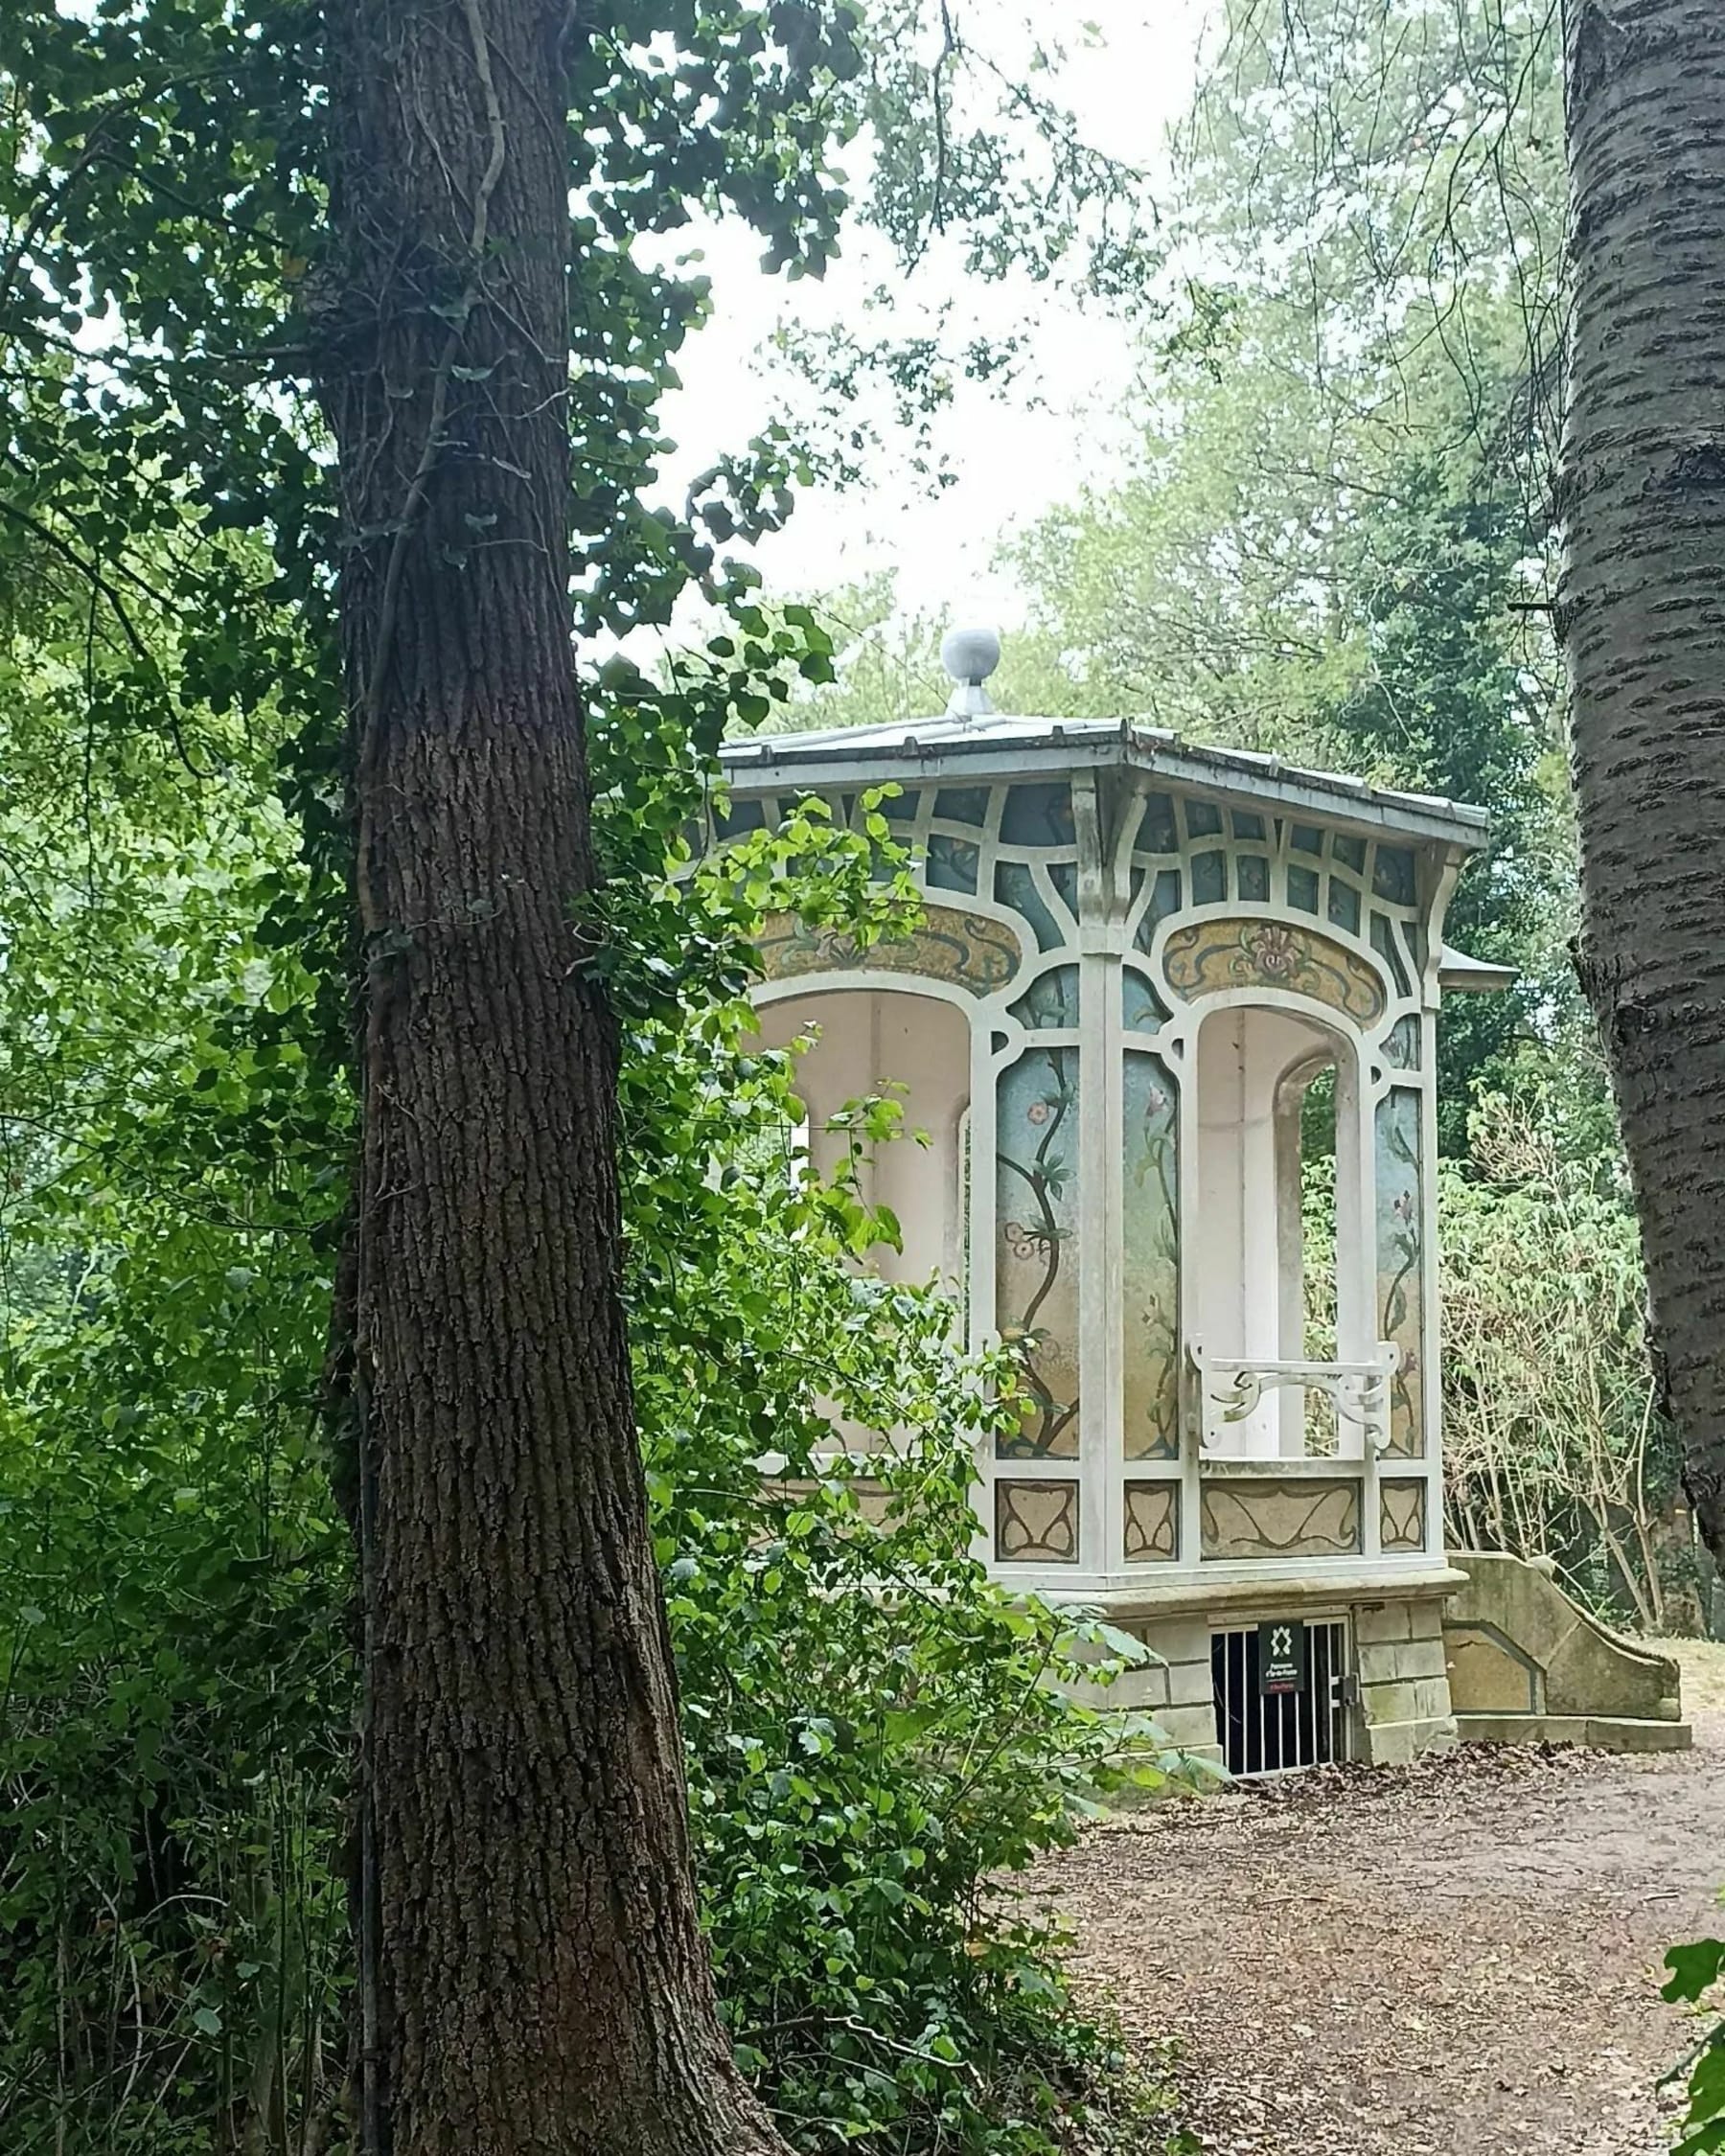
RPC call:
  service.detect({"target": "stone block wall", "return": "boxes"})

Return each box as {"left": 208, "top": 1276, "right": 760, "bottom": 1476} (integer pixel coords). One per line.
{"left": 1354, "top": 1594, "right": 1459, "bottom": 1765}
{"left": 1065, "top": 1615, "right": 1223, "bottom": 1768}
{"left": 1443, "top": 1550, "right": 1683, "bottom": 1721}
{"left": 1441, "top": 1549, "right": 1690, "bottom": 1752}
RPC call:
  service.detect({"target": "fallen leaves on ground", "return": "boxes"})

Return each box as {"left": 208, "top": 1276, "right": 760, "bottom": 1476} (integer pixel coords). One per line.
{"left": 1032, "top": 1709, "right": 1725, "bottom": 2155}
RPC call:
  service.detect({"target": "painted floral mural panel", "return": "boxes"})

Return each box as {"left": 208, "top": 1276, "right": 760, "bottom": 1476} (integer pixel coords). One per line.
{"left": 1161, "top": 917, "right": 1386, "bottom": 1024}
{"left": 757, "top": 906, "right": 1022, "bottom": 995}
{"left": 995, "top": 1047, "right": 1081, "bottom": 1458}
{"left": 933, "top": 786, "right": 991, "bottom": 828}
{"left": 1121, "top": 966, "right": 1170, "bottom": 1035}
{"left": 1009, "top": 965, "right": 1080, "bottom": 1032}
{"left": 927, "top": 832, "right": 980, "bottom": 895}
{"left": 1122, "top": 1051, "right": 1181, "bottom": 1461}
{"left": 1382, "top": 1014, "right": 1422, "bottom": 1071}
{"left": 1132, "top": 868, "right": 1184, "bottom": 956}
{"left": 1190, "top": 849, "right": 1228, "bottom": 905}
{"left": 1135, "top": 792, "right": 1180, "bottom": 856}
{"left": 1371, "top": 843, "right": 1417, "bottom": 905}
{"left": 1369, "top": 911, "right": 1413, "bottom": 998}
{"left": 995, "top": 1479, "right": 1080, "bottom": 1564}
{"left": 993, "top": 860, "right": 1066, "bottom": 953}
{"left": 1376, "top": 1088, "right": 1425, "bottom": 1457}
{"left": 1000, "top": 784, "right": 1075, "bottom": 847}
{"left": 1332, "top": 833, "right": 1367, "bottom": 874}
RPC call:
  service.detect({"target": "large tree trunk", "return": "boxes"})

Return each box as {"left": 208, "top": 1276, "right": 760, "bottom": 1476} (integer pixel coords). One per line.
{"left": 314, "top": 5, "right": 786, "bottom": 2149}
{"left": 1562, "top": 0, "right": 1725, "bottom": 1567}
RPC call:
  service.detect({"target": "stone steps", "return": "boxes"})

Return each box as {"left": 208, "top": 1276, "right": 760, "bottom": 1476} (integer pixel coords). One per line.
{"left": 1455, "top": 1710, "right": 1692, "bottom": 1755}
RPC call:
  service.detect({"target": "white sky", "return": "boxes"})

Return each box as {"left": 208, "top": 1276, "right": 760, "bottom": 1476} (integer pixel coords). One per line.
{"left": 651, "top": 0, "right": 1215, "bottom": 642}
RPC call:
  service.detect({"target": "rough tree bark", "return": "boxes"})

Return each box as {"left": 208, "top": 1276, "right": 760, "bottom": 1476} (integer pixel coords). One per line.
{"left": 1562, "top": 0, "right": 1725, "bottom": 1566}
{"left": 313, "top": 4, "right": 790, "bottom": 2150}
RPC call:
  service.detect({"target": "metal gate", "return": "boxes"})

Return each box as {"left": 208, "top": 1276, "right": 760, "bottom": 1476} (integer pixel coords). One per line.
{"left": 1210, "top": 1620, "right": 1350, "bottom": 1776}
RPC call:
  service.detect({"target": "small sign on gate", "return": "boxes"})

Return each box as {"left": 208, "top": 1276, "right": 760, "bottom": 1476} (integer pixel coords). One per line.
{"left": 1258, "top": 1618, "right": 1307, "bottom": 1696}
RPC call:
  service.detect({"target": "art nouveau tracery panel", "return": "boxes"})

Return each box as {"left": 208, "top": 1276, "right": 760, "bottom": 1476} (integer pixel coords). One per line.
{"left": 718, "top": 776, "right": 1094, "bottom": 1569}
{"left": 1120, "top": 791, "right": 1427, "bottom": 1011}
{"left": 1123, "top": 1480, "right": 1179, "bottom": 1563}
{"left": 1113, "top": 784, "right": 1442, "bottom": 1567}
{"left": 995, "top": 1479, "right": 1080, "bottom": 1563}
{"left": 1201, "top": 1478, "right": 1363, "bottom": 1560}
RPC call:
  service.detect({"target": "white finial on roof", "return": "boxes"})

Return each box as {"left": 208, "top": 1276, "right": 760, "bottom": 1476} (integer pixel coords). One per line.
{"left": 941, "top": 625, "right": 1000, "bottom": 720}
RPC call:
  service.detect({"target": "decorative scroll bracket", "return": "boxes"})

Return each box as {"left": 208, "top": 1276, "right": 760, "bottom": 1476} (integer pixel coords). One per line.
{"left": 1188, "top": 1342, "right": 1401, "bottom": 1459}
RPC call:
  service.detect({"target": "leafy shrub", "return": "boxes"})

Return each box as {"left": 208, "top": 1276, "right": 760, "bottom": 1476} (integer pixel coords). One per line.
{"left": 1, "top": 652, "right": 1183, "bottom": 2155}
{"left": 611, "top": 675, "right": 1185, "bottom": 2153}
{"left": 1663, "top": 1937, "right": 1725, "bottom": 2154}
{"left": 1438, "top": 1087, "right": 1690, "bottom": 1631}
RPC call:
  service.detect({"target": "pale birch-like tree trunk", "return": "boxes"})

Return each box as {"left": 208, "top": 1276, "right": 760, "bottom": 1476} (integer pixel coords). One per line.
{"left": 1562, "top": 0, "right": 1725, "bottom": 1564}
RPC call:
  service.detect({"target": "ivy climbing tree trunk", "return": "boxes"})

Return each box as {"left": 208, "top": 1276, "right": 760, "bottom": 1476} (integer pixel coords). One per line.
{"left": 314, "top": 4, "right": 788, "bottom": 2150}
{"left": 1562, "top": 0, "right": 1725, "bottom": 1566}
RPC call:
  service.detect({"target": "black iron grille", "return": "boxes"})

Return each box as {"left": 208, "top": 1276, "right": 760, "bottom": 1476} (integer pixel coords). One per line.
{"left": 1211, "top": 1620, "right": 1350, "bottom": 1775}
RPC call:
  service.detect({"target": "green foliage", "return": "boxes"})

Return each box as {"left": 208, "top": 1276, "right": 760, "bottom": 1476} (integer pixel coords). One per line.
{"left": 637, "top": 1086, "right": 1172, "bottom": 2150}
{"left": 1664, "top": 1938, "right": 1725, "bottom": 2154}
{"left": 0, "top": 553, "right": 351, "bottom": 2146}
{"left": 993, "top": 0, "right": 1573, "bottom": 1150}
{"left": 2, "top": 1241, "right": 350, "bottom": 2149}
{"left": 1437, "top": 1087, "right": 1688, "bottom": 1633}
{"left": 1322, "top": 472, "right": 1559, "bottom": 1148}
{"left": 1, "top": 604, "right": 1184, "bottom": 2154}
{"left": 0, "top": 8, "right": 1171, "bottom": 2153}
{"left": 600, "top": 661, "right": 1193, "bottom": 2155}
{"left": 779, "top": 2, "right": 1580, "bottom": 1157}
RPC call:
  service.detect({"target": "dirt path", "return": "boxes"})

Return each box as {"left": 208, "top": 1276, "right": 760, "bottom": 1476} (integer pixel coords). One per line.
{"left": 1033, "top": 1643, "right": 1725, "bottom": 2155}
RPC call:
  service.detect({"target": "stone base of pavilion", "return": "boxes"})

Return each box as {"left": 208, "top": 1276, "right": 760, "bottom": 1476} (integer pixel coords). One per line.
{"left": 1061, "top": 1565, "right": 1464, "bottom": 1773}
{"left": 1059, "top": 1550, "right": 1692, "bottom": 1773}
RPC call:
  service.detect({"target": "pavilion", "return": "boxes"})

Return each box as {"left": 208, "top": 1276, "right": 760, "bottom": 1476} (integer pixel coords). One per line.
{"left": 717, "top": 630, "right": 1530, "bottom": 1771}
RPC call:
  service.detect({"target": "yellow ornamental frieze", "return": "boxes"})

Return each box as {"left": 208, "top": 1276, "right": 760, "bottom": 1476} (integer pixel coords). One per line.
{"left": 756, "top": 906, "right": 1024, "bottom": 996}
{"left": 1161, "top": 917, "right": 1386, "bottom": 1025}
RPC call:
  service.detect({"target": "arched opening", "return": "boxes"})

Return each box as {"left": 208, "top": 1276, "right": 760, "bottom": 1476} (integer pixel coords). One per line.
{"left": 754, "top": 987, "right": 972, "bottom": 1292}
{"left": 1194, "top": 1003, "right": 1366, "bottom": 1456}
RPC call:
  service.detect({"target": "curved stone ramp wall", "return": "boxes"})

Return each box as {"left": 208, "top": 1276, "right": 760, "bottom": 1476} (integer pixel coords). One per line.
{"left": 1443, "top": 1549, "right": 1690, "bottom": 1754}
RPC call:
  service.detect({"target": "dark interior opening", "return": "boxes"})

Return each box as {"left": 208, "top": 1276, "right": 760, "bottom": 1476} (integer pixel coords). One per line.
{"left": 1210, "top": 1622, "right": 1348, "bottom": 1775}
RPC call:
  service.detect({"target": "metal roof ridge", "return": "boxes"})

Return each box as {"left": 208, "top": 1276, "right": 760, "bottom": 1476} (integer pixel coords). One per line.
{"left": 718, "top": 716, "right": 1490, "bottom": 835}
